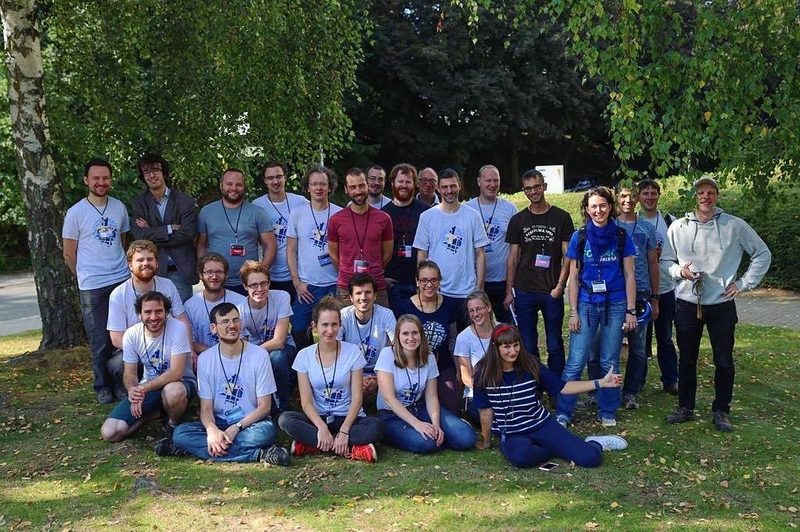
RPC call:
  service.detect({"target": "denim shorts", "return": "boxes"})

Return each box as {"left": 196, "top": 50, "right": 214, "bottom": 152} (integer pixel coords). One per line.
{"left": 108, "top": 378, "right": 197, "bottom": 425}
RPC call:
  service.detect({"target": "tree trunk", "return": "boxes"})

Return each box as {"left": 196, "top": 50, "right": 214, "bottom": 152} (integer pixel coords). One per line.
{"left": 509, "top": 143, "right": 520, "bottom": 191}
{"left": 2, "top": 1, "right": 85, "bottom": 349}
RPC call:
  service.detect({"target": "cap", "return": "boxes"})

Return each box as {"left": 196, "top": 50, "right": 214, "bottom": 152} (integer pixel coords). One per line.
{"left": 693, "top": 177, "right": 719, "bottom": 192}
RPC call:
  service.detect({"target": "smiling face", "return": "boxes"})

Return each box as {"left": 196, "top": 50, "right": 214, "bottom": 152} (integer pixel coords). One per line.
{"left": 586, "top": 194, "right": 611, "bottom": 227}
{"left": 244, "top": 272, "right": 270, "bottom": 305}
{"left": 140, "top": 163, "right": 166, "bottom": 192}
{"left": 307, "top": 171, "right": 330, "bottom": 203}
{"left": 398, "top": 321, "right": 422, "bottom": 353}
{"left": 498, "top": 341, "right": 520, "bottom": 370}
{"left": 210, "top": 308, "right": 242, "bottom": 344}
{"left": 477, "top": 167, "right": 500, "bottom": 202}
{"left": 129, "top": 249, "right": 157, "bottom": 282}
{"left": 695, "top": 183, "right": 719, "bottom": 217}
{"left": 522, "top": 175, "right": 546, "bottom": 205}
{"left": 467, "top": 297, "right": 492, "bottom": 328}
{"left": 438, "top": 176, "right": 460, "bottom": 205}
{"left": 349, "top": 283, "right": 375, "bottom": 315}
{"left": 84, "top": 165, "right": 112, "bottom": 199}
{"left": 313, "top": 309, "right": 341, "bottom": 344}
{"left": 346, "top": 172, "right": 369, "bottom": 206}
{"left": 392, "top": 170, "right": 415, "bottom": 203}
{"left": 139, "top": 299, "right": 167, "bottom": 335}
{"left": 617, "top": 187, "right": 638, "bottom": 215}
{"left": 367, "top": 168, "right": 386, "bottom": 198}
{"left": 416, "top": 266, "right": 441, "bottom": 300}
{"left": 418, "top": 168, "right": 438, "bottom": 197}
{"left": 263, "top": 165, "right": 287, "bottom": 197}
{"left": 200, "top": 260, "right": 227, "bottom": 293}
{"left": 638, "top": 185, "right": 660, "bottom": 213}
{"left": 220, "top": 171, "right": 245, "bottom": 205}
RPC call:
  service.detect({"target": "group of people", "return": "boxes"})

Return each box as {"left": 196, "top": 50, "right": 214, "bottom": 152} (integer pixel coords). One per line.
{"left": 62, "top": 154, "right": 770, "bottom": 469}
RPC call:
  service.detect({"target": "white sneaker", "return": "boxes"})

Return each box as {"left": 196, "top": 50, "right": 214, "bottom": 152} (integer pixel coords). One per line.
{"left": 585, "top": 435, "right": 628, "bottom": 451}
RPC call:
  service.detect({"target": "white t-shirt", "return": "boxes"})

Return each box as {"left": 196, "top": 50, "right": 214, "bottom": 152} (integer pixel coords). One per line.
{"left": 464, "top": 197, "right": 518, "bottom": 282}
{"left": 253, "top": 192, "right": 310, "bottom": 282}
{"left": 107, "top": 277, "right": 187, "bottom": 332}
{"left": 62, "top": 197, "right": 130, "bottom": 290}
{"left": 375, "top": 347, "right": 439, "bottom": 411}
{"left": 413, "top": 205, "right": 490, "bottom": 297}
{"left": 237, "top": 290, "right": 295, "bottom": 348}
{"left": 453, "top": 325, "right": 491, "bottom": 369}
{"left": 122, "top": 317, "right": 195, "bottom": 384}
{"left": 286, "top": 203, "right": 343, "bottom": 286}
{"left": 337, "top": 304, "right": 396, "bottom": 374}
{"left": 639, "top": 210, "right": 676, "bottom": 294}
{"left": 184, "top": 290, "right": 246, "bottom": 348}
{"left": 198, "top": 341, "right": 277, "bottom": 421}
{"left": 292, "top": 341, "right": 366, "bottom": 417}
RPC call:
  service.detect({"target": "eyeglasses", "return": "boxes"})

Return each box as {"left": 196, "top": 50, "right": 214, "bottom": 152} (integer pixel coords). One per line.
{"left": 522, "top": 184, "right": 545, "bottom": 193}
{"left": 367, "top": 175, "right": 385, "bottom": 182}
{"left": 142, "top": 168, "right": 163, "bottom": 177}
{"left": 216, "top": 317, "right": 241, "bottom": 326}
{"left": 418, "top": 277, "right": 440, "bottom": 285}
{"left": 468, "top": 304, "right": 489, "bottom": 316}
{"left": 308, "top": 181, "right": 328, "bottom": 189}
{"left": 202, "top": 269, "right": 225, "bottom": 277}
{"left": 246, "top": 281, "right": 270, "bottom": 290}
{"left": 265, "top": 174, "right": 285, "bottom": 181}
{"left": 419, "top": 178, "right": 437, "bottom": 185}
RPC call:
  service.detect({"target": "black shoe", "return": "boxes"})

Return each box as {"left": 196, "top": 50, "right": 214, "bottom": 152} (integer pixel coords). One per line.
{"left": 162, "top": 420, "right": 177, "bottom": 440}
{"left": 665, "top": 406, "right": 697, "bottom": 424}
{"left": 155, "top": 437, "right": 190, "bottom": 457}
{"left": 713, "top": 411, "right": 733, "bottom": 432}
{"left": 96, "top": 389, "right": 114, "bottom": 405}
{"left": 663, "top": 383, "right": 679, "bottom": 396}
{"left": 259, "top": 445, "right": 291, "bottom": 466}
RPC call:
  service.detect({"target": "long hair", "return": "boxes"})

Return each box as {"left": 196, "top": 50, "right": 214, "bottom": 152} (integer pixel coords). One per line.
{"left": 392, "top": 314, "right": 430, "bottom": 369}
{"left": 475, "top": 324, "right": 542, "bottom": 391}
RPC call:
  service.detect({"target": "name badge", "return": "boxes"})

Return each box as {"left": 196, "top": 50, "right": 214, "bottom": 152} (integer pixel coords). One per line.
{"left": 97, "top": 226, "right": 113, "bottom": 239}
{"left": 318, "top": 253, "right": 332, "bottom": 266}
{"left": 591, "top": 279, "right": 607, "bottom": 293}
{"left": 396, "top": 245, "right": 413, "bottom": 258}
{"left": 326, "top": 414, "right": 335, "bottom": 424}
{"left": 224, "top": 406, "right": 244, "bottom": 425}
{"left": 485, "top": 243, "right": 494, "bottom": 253}
{"left": 353, "top": 259, "right": 370, "bottom": 273}
{"left": 230, "top": 244, "right": 246, "bottom": 257}
{"left": 534, "top": 254, "right": 551, "bottom": 268}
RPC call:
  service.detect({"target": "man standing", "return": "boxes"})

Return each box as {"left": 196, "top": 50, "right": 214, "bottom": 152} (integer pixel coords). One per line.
{"left": 130, "top": 153, "right": 198, "bottom": 302}
{"left": 164, "top": 303, "right": 291, "bottom": 465}
{"left": 184, "top": 252, "right": 245, "bottom": 354}
{"left": 416, "top": 167, "right": 440, "bottom": 206}
{"left": 366, "top": 164, "right": 391, "bottom": 209}
{"left": 100, "top": 291, "right": 195, "bottom": 442}
{"left": 286, "top": 166, "right": 342, "bottom": 349}
{"left": 196, "top": 168, "right": 277, "bottom": 295}
{"left": 504, "top": 169, "right": 574, "bottom": 377}
{"left": 637, "top": 179, "right": 679, "bottom": 395}
{"left": 63, "top": 158, "right": 131, "bottom": 404}
{"left": 328, "top": 168, "right": 394, "bottom": 308}
{"left": 465, "top": 164, "right": 517, "bottom": 323}
{"left": 252, "top": 161, "right": 309, "bottom": 301}
{"left": 661, "top": 177, "right": 771, "bottom": 432}
{"left": 381, "top": 163, "right": 430, "bottom": 310}
{"left": 414, "top": 168, "right": 488, "bottom": 330}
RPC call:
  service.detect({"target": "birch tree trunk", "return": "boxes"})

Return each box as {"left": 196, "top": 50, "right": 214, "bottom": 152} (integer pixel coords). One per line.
{"left": 2, "top": 0, "right": 85, "bottom": 349}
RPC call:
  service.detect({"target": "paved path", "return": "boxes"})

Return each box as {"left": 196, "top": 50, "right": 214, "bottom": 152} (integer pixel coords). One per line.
{"left": 0, "top": 273, "right": 798, "bottom": 337}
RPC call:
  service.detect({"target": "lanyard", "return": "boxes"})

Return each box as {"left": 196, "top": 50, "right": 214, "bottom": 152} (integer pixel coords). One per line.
{"left": 222, "top": 203, "right": 244, "bottom": 241}
{"left": 403, "top": 365, "right": 421, "bottom": 404}
{"left": 267, "top": 196, "right": 291, "bottom": 224}
{"left": 202, "top": 291, "right": 227, "bottom": 321}
{"left": 85, "top": 197, "right": 108, "bottom": 218}
{"left": 247, "top": 296, "right": 270, "bottom": 343}
{"left": 309, "top": 204, "right": 331, "bottom": 240}
{"left": 131, "top": 278, "right": 157, "bottom": 299}
{"left": 355, "top": 312, "right": 375, "bottom": 357}
{"left": 140, "top": 321, "right": 168, "bottom": 375}
{"left": 477, "top": 199, "right": 498, "bottom": 235}
{"left": 218, "top": 339, "right": 245, "bottom": 404}
{"left": 316, "top": 341, "right": 340, "bottom": 411}
{"left": 348, "top": 206, "right": 371, "bottom": 258}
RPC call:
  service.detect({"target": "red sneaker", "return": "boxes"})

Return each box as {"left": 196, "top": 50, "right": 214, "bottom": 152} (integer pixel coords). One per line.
{"left": 346, "top": 443, "right": 377, "bottom": 463}
{"left": 290, "top": 440, "right": 321, "bottom": 457}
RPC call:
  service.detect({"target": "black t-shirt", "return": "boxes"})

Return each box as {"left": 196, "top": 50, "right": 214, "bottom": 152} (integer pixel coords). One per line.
{"left": 505, "top": 205, "right": 575, "bottom": 293}
{"left": 382, "top": 199, "right": 430, "bottom": 283}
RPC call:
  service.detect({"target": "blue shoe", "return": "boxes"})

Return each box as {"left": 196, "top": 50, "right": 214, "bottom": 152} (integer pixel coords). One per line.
{"left": 556, "top": 415, "right": 569, "bottom": 428}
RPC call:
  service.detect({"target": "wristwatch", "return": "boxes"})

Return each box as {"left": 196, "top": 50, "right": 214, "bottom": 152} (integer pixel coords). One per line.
{"left": 235, "top": 421, "right": 243, "bottom": 430}
{"left": 626, "top": 309, "right": 637, "bottom": 316}
{"left": 650, "top": 294, "right": 660, "bottom": 300}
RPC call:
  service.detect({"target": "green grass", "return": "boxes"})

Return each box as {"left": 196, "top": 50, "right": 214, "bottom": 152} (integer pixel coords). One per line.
{"left": 2, "top": 324, "right": 799, "bottom": 531}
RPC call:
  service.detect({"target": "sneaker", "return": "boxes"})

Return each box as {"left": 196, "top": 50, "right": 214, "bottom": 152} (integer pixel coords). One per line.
{"left": 155, "top": 437, "right": 190, "bottom": 457}
{"left": 623, "top": 395, "right": 639, "bottom": 410}
{"left": 259, "top": 445, "right": 291, "bottom": 466}
{"left": 96, "top": 389, "right": 114, "bottom": 405}
{"left": 555, "top": 415, "right": 570, "bottom": 428}
{"left": 599, "top": 417, "right": 617, "bottom": 427}
{"left": 712, "top": 411, "right": 733, "bottom": 432}
{"left": 575, "top": 395, "right": 597, "bottom": 411}
{"left": 162, "top": 420, "right": 177, "bottom": 440}
{"left": 663, "top": 383, "right": 679, "bottom": 396}
{"left": 665, "top": 406, "right": 697, "bottom": 424}
{"left": 585, "top": 435, "right": 628, "bottom": 451}
{"left": 290, "top": 440, "right": 321, "bottom": 457}
{"left": 346, "top": 443, "right": 377, "bottom": 463}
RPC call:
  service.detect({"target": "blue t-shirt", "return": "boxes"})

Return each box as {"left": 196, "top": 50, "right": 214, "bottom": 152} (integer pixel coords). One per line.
{"left": 617, "top": 217, "right": 657, "bottom": 294}
{"left": 566, "top": 225, "right": 635, "bottom": 304}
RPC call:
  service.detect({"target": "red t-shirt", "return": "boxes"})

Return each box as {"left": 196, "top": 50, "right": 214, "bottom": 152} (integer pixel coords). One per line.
{"left": 328, "top": 206, "right": 393, "bottom": 289}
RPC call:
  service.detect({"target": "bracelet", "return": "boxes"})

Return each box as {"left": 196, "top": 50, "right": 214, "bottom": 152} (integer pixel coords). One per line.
{"left": 338, "top": 431, "right": 349, "bottom": 436}
{"left": 593, "top": 379, "right": 600, "bottom": 390}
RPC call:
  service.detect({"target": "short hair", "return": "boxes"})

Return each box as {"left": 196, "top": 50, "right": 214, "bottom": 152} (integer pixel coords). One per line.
{"left": 348, "top": 273, "right": 377, "bottom": 295}
{"left": 466, "top": 290, "right": 492, "bottom": 309}
{"left": 137, "top": 153, "right": 171, "bottom": 186}
{"left": 210, "top": 302, "right": 238, "bottom": 324}
{"left": 366, "top": 164, "right": 386, "bottom": 176}
{"left": 301, "top": 165, "right": 338, "bottom": 194}
{"left": 197, "top": 252, "right": 230, "bottom": 275}
{"left": 637, "top": 178, "right": 661, "bottom": 194}
{"left": 126, "top": 240, "right": 158, "bottom": 263}
{"left": 220, "top": 167, "right": 245, "bottom": 182}
{"left": 391, "top": 314, "right": 430, "bottom": 369}
{"left": 261, "top": 160, "right": 288, "bottom": 178}
{"left": 312, "top": 295, "right": 341, "bottom": 323}
{"left": 238, "top": 260, "right": 270, "bottom": 285}
{"left": 344, "top": 167, "right": 366, "bottom": 183}
{"left": 389, "top": 163, "right": 417, "bottom": 184}
{"left": 521, "top": 169, "right": 544, "bottom": 182}
{"left": 478, "top": 164, "right": 499, "bottom": 177}
{"left": 84, "top": 157, "right": 112, "bottom": 178}
{"left": 134, "top": 290, "right": 172, "bottom": 315}
{"left": 614, "top": 179, "right": 637, "bottom": 196}
{"left": 419, "top": 167, "right": 438, "bottom": 181}
{"left": 417, "top": 259, "right": 442, "bottom": 279}
{"left": 439, "top": 168, "right": 460, "bottom": 182}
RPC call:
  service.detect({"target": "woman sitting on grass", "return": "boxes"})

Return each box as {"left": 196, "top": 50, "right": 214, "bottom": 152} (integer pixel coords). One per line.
{"left": 375, "top": 314, "right": 476, "bottom": 454}
{"left": 278, "top": 296, "right": 384, "bottom": 462}
{"left": 473, "top": 324, "right": 627, "bottom": 468}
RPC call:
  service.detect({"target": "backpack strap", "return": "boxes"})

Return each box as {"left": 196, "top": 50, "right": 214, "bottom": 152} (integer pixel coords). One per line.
{"left": 664, "top": 213, "right": 677, "bottom": 228}
{"left": 617, "top": 227, "right": 627, "bottom": 271}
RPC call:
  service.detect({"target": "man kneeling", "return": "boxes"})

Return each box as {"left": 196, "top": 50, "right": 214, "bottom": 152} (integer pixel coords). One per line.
{"left": 158, "top": 303, "right": 291, "bottom": 465}
{"left": 101, "top": 291, "right": 195, "bottom": 442}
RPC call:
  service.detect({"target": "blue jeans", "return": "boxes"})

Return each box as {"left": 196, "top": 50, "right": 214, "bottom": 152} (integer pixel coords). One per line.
{"left": 165, "top": 268, "right": 194, "bottom": 303}
{"left": 79, "top": 281, "right": 124, "bottom": 392}
{"left": 484, "top": 281, "right": 511, "bottom": 324}
{"left": 387, "top": 282, "right": 417, "bottom": 315}
{"left": 378, "top": 404, "right": 476, "bottom": 454}
{"left": 556, "top": 300, "right": 625, "bottom": 421}
{"left": 648, "top": 290, "right": 679, "bottom": 386}
{"left": 513, "top": 288, "right": 566, "bottom": 377}
{"left": 173, "top": 418, "right": 277, "bottom": 462}
{"left": 269, "top": 345, "right": 295, "bottom": 412}
{"left": 290, "top": 283, "right": 337, "bottom": 349}
{"left": 499, "top": 416, "right": 603, "bottom": 468}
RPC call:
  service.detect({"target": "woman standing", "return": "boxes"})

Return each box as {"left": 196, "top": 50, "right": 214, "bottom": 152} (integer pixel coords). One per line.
{"left": 453, "top": 290, "right": 496, "bottom": 422}
{"left": 376, "top": 314, "right": 476, "bottom": 454}
{"left": 396, "top": 260, "right": 460, "bottom": 414}
{"left": 278, "top": 296, "right": 384, "bottom": 462}
{"left": 474, "top": 324, "right": 627, "bottom": 468}
{"left": 555, "top": 186, "right": 637, "bottom": 428}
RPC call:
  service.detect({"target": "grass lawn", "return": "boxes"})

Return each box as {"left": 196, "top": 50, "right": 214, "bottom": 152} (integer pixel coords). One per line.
{"left": 1, "top": 322, "right": 799, "bottom": 531}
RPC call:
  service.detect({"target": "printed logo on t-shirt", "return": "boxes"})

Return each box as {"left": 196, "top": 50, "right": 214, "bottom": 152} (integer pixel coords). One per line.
{"left": 311, "top": 222, "right": 328, "bottom": 250}
{"left": 322, "top": 386, "right": 344, "bottom": 407}
{"left": 93, "top": 217, "right": 120, "bottom": 247}
{"left": 484, "top": 218, "right": 501, "bottom": 242}
{"left": 259, "top": 319, "right": 276, "bottom": 343}
{"left": 423, "top": 320, "right": 447, "bottom": 350}
{"left": 585, "top": 248, "right": 619, "bottom": 263}
{"left": 522, "top": 225, "right": 556, "bottom": 244}
{"left": 361, "top": 342, "right": 378, "bottom": 366}
{"left": 219, "top": 374, "right": 244, "bottom": 405}
{"left": 442, "top": 226, "right": 464, "bottom": 254}
{"left": 401, "top": 383, "right": 419, "bottom": 406}
{"left": 146, "top": 349, "right": 169, "bottom": 376}
{"left": 273, "top": 216, "right": 288, "bottom": 244}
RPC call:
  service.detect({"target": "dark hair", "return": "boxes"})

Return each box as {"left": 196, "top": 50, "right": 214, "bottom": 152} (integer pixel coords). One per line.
{"left": 134, "top": 291, "right": 172, "bottom": 315}
{"left": 210, "top": 302, "right": 238, "bottom": 323}
{"left": 84, "top": 157, "right": 112, "bottom": 178}
{"left": 391, "top": 314, "right": 430, "bottom": 369}
{"left": 261, "top": 160, "right": 288, "bottom": 179}
{"left": 474, "top": 324, "right": 542, "bottom": 393}
{"left": 637, "top": 178, "right": 661, "bottom": 194}
{"left": 439, "top": 167, "right": 460, "bottom": 182}
{"left": 389, "top": 163, "right": 417, "bottom": 184}
{"left": 301, "top": 165, "right": 338, "bottom": 194}
{"left": 220, "top": 167, "right": 246, "bottom": 182}
{"left": 348, "top": 273, "right": 377, "bottom": 295}
{"left": 312, "top": 295, "right": 341, "bottom": 323}
{"left": 580, "top": 186, "right": 616, "bottom": 222}
{"left": 366, "top": 164, "right": 386, "bottom": 176}
{"left": 344, "top": 167, "right": 366, "bottom": 183}
{"left": 137, "top": 153, "right": 171, "bottom": 186}
{"left": 521, "top": 169, "right": 544, "bottom": 182}
{"left": 417, "top": 259, "right": 442, "bottom": 280}
{"left": 197, "top": 252, "right": 230, "bottom": 275}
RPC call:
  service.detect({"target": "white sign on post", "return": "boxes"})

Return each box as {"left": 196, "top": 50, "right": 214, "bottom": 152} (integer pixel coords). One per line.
{"left": 535, "top": 165, "right": 565, "bottom": 194}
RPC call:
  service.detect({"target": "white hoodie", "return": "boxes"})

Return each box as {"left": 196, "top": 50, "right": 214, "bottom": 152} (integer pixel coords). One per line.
{"left": 660, "top": 207, "right": 771, "bottom": 305}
